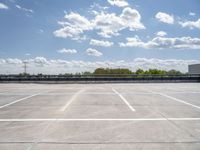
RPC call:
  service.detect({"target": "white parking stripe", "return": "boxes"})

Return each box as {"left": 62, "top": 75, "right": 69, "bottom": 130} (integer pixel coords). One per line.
{"left": 60, "top": 89, "right": 85, "bottom": 111}
{"left": 112, "top": 88, "right": 135, "bottom": 112}
{"left": 150, "top": 91, "right": 200, "bottom": 110}
{"left": 0, "top": 93, "right": 40, "bottom": 109}
{"left": 0, "top": 118, "right": 200, "bottom": 122}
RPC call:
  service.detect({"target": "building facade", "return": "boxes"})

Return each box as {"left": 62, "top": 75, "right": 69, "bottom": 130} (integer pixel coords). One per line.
{"left": 188, "top": 64, "right": 200, "bottom": 74}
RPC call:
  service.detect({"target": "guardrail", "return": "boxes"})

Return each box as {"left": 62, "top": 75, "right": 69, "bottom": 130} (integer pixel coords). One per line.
{"left": 0, "top": 74, "right": 200, "bottom": 83}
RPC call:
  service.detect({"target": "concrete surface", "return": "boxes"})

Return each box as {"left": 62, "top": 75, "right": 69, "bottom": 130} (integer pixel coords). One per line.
{"left": 0, "top": 83, "right": 200, "bottom": 149}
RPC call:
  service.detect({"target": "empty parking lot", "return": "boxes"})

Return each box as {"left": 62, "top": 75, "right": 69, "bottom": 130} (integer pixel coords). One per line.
{"left": 0, "top": 83, "right": 200, "bottom": 150}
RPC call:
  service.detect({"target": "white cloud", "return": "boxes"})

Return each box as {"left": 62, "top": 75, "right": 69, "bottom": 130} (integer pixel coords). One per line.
{"left": 0, "top": 59, "right": 6, "bottom": 64}
{"left": 156, "top": 31, "right": 167, "bottom": 37}
{"left": 54, "top": 7, "right": 145, "bottom": 39}
{"left": 86, "top": 48, "right": 103, "bottom": 57}
{"left": 34, "top": 57, "right": 49, "bottom": 66}
{"left": 155, "top": 12, "right": 174, "bottom": 24}
{"left": 120, "top": 7, "right": 145, "bottom": 31}
{"left": 0, "top": 57, "right": 199, "bottom": 74}
{"left": 131, "top": 58, "right": 200, "bottom": 73}
{"left": 57, "top": 48, "right": 77, "bottom": 54}
{"left": 119, "top": 36, "right": 200, "bottom": 49}
{"left": 179, "top": 19, "right": 200, "bottom": 29}
{"left": 0, "top": 2, "right": 9, "bottom": 9}
{"left": 119, "top": 36, "right": 145, "bottom": 47}
{"left": 90, "top": 39, "right": 114, "bottom": 47}
{"left": 89, "top": 3, "right": 109, "bottom": 16}
{"left": 15, "top": 5, "right": 34, "bottom": 13}
{"left": 189, "top": 12, "right": 196, "bottom": 16}
{"left": 64, "top": 12, "right": 93, "bottom": 30}
{"left": 93, "top": 12, "right": 124, "bottom": 38}
{"left": 54, "top": 12, "right": 92, "bottom": 40}
{"left": 90, "top": 3, "right": 109, "bottom": 12}
{"left": 93, "top": 7, "right": 145, "bottom": 38}
{"left": 54, "top": 26, "right": 81, "bottom": 38}
{"left": 6, "top": 58, "right": 22, "bottom": 64}
{"left": 107, "top": 0, "right": 129, "bottom": 7}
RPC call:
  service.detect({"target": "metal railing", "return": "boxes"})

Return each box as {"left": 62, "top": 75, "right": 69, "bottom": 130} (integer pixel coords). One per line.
{"left": 0, "top": 74, "right": 200, "bottom": 82}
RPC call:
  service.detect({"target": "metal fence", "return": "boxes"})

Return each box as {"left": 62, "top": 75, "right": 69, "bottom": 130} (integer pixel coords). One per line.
{"left": 0, "top": 74, "right": 200, "bottom": 82}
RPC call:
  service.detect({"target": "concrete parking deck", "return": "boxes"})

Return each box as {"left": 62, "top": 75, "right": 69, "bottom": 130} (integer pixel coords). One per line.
{"left": 0, "top": 83, "right": 200, "bottom": 150}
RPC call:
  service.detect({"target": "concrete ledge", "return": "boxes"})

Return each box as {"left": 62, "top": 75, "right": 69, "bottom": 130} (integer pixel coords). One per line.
{"left": 0, "top": 79, "right": 199, "bottom": 84}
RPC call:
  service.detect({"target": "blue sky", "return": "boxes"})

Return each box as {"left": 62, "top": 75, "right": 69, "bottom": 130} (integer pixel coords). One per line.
{"left": 0, "top": 0, "right": 200, "bottom": 74}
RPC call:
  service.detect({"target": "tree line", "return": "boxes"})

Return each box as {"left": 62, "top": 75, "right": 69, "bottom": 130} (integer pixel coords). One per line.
{"left": 17, "top": 68, "right": 185, "bottom": 76}
{"left": 89, "top": 68, "right": 185, "bottom": 75}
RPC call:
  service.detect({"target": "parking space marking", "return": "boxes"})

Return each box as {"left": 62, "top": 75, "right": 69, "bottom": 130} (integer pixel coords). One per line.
{"left": 150, "top": 91, "right": 200, "bottom": 110}
{"left": 60, "top": 89, "right": 85, "bottom": 111}
{"left": 0, "top": 93, "right": 41, "bottom": 109}
{"left": 0, "top": 91, "right": 9, "bottom": 94}
{"left": 112, "top": 88, "right": 135, "bottom": 112}
{"left": 0, "top": 92, "right": 155, "bottom": 95}
{"left": 0, "top": 118, "right": 200, "bottom": 122}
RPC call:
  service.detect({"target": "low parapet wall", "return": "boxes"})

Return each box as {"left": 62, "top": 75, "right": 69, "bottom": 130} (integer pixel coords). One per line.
{"left": 0, "top": 77, "right": 199, "bottom": 84}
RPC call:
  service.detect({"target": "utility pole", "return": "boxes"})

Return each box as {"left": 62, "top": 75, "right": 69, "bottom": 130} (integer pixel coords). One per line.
{"left": 23, "top": 61, "right": 28, "bottom": 74}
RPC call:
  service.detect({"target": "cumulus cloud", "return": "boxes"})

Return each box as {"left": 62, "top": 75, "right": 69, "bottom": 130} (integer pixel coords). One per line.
{"left": 156, "top": 31, "right": 167, "bottom": 37}
{"left": 155, "top": 12, "right": 174, "bottom": 24}
{"left": 119, "top": 36, "right": 200, "bottom": 49}
{"left": 0, "top": 2, "right": 9, "bottom": 9}
{"left": 90, "top": 39, "right": 114, "bottom": 47}
{"left": 107, "top": 0, "right": 129, "bottom": 7}
{"left": 34, "top": 57, "right": 49, "bottom": 66}
{"left": 90, "top": 3, "right": 109, "bottom": 11}
{"left": 54, "top": 26, "right": 82, "bottom": 39}
{"left": 0, "top": 57, "right": 199, "bottom": 74}
{"left": 15, "top": 5, "right": 34, "bottom": 13}
{"left": 86, "top": 48, "right": 103, "bottom": 57}
{"left": 57, "top": 48, "right": 77, "bottom": 54}
{"left": 94, "top": 7, "right": 145, "bottom": 38}
{"left": 179, "top": 19, "right": 200, "bottom": 29}
{"left": 131, "top": 58, "right": 200, "bottom": 73}
{"left": 54, "top": 7, "right": 145, "bottom": 39}
{"left": 64, "top": 12, "right": 93, "bottom": 30}
{"left": 6, "top": 58, "right": 22, "bottom": 64}
{"left": 54, "top": 12, "right": 92, "bottom": 40}
{"left": 120, "top": 7, "right": 145, "bottom": 31}
{"left": 94, "top": 12, "right": 124, "bottom": 38}
{"left": 119, "top": 36, "right": 144, "bottom": 47}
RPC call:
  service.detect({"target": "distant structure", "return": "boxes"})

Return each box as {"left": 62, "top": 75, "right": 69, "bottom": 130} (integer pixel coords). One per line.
{"left": 188, "top": 64, "right": 200, "bottom": 74}
{"left": 23, "top": 61, "right": 28, "bottom": 74}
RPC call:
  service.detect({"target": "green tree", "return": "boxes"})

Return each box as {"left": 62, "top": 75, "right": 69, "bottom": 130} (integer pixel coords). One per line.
{"left": 167, "top": 70, "right": 183, "bottom": 75}
{"left": 93, "top": 68, "right": 107, "bottom": 74}
{"left": 93, "top": 68, "right": 132, "bottom": 75}
{"left": 82, "top": 71, "right": 92, "bottom": 75}
{"left": 147, "top": 69, "right": 167, "bottom": 75}
{"left": 135, "top": 69, "right": 144, "bottom": 75}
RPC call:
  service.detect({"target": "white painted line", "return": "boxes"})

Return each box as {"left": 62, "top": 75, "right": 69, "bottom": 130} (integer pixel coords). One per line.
{"left": 60, "top": 89, "right": 85, "bottom": 111}
{"left": 166, "top": 91, "right": 200, "bottom": 94}
{"left": 112, "top": 88, "right": 135, "bottom": 112}
{"left": 43, "top": 92, "right": 115, "bottom": 95}
{"left": 0, "top": 93, "right": 40, "bottom": 109}
{"left": 0, "top": 91, "right": 9, "bottom": 95}
{"left": 0, "top": 118, "right": 200, "bottom": 122}
{"left": 0, "top": 92, "right": 155, "bottom": 96}
{"left": 150, "top": 91, "right": 200, "bottom": 110}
